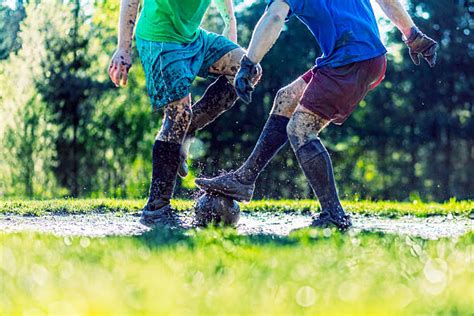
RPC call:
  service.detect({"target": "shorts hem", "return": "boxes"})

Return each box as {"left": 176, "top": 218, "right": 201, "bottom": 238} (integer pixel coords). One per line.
{"left": 151, "top": 90, "right": 191, "bottom": 112}
{"left": 299, "top": 102, "right": 333, "bottom": 122}
{"left": 198, "top": 41, "right": 240, "bottom": 78}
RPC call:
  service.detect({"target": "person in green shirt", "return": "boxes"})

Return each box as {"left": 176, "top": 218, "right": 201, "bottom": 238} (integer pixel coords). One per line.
{"left": 108, "top": 0, "right": 261, "bottom": 227}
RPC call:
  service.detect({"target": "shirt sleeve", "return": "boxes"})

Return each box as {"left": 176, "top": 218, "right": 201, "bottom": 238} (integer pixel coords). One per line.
{"left": 266, "top": 0, "right": 294, "bottom": 21}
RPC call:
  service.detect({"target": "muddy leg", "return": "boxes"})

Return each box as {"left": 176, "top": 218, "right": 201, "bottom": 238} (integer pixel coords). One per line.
{"left": 187, "top": 76, "right": 238, "bottom": 136}
{"left": 209, "top": 48, "right": 245, "bottom": 78}
{"left": 287, "top": 106, "right": 330, "bottom": 149}
{"left": 157, "top": 95, "right": 193, "bottom": 144}
{"left": 287, "top": 106, "right": 351, "bottom": 229}
{"left": 145, "top": 96, "right": 192, "bottom": 212}
{"left": 234, "top": 78, "right": 307, "bottom": 184}
{"left": 178, "top": 48, "right": 247, "bottom": 178}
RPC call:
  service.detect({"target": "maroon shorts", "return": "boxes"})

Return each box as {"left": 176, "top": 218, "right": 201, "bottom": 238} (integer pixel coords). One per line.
{"left": 300, "top": 55, "right": 387, "bottom": 125}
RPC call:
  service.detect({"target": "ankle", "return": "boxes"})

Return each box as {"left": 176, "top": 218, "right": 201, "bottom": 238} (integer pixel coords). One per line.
{"left": 324, "top": 202, "right": 345, "bottom": 216}
{"left": 146, "top": 198, "right": 170, "bottom": 211}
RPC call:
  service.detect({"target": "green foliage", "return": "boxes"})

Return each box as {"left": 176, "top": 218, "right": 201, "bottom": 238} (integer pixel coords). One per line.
{"left": 0, "top": 1, "right": 26, "bottom": 60}
{"left": 1, "top": 229, "right": 473, "bottom": 314}
{"left": 2, "top": 96, "right": 57, "bottom": 198}
{"left": 0, "top": 0, "right": 472, "bottom": 201}
{"left": 0, "top": 2, "right": 62, "bottom": 198}
{"left": 0, "top": 199, "right": 472, "bottom": 217}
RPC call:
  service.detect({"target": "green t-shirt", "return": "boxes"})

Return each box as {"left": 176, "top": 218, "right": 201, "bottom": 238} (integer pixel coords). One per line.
{"left": 136, "top": 0, "right": 212, "bottom": 43}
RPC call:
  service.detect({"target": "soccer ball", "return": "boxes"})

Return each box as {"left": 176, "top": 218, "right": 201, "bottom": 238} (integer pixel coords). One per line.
{"left": 194, "top": 193, "right": 240, "bottom": 226}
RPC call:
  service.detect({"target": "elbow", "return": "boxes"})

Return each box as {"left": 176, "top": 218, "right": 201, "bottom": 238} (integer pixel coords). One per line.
{"left": 375, "top": 0, "right": 395, "bottom": 5}
{"left": 267, "top": 11, "right": 286, "bottom": 25}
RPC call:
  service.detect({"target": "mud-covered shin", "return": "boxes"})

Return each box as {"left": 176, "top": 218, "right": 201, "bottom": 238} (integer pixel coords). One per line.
{"left": 187, "top": 75, "right": 238, "bottom": 135}
{"left": 144, "top": 140, "right": 181, "bottom": 212}
{"left": 292, "top": 138, "right": 352, "bottom": 230}
{"left": 178, "top": 75, "right": 238, "bottom": 178}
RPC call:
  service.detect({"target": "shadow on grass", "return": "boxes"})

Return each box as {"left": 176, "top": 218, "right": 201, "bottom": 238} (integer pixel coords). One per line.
{"left": 132, "top": 224, "right": 353, "bottom": 251}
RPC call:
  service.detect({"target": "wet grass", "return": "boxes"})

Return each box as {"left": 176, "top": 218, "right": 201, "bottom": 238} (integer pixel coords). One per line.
{"left": 1, "top": 228, "right": 473, "bottom": 314}
{"left": 1, "top": 199, "right": 473, "bottom": 314}
{"left": 0, "top": 198, "right": 473, "bottom": 217}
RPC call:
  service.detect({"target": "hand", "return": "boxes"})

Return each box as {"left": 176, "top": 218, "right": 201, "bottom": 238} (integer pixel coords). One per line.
{"left": 108, "top": 48, "right": 132, "bottom": 87}
{"left": 404, "top": 27, "right": 439, "bottom": 67}
{"left": 234, "top": 55, "right": 262, "bottom": 104}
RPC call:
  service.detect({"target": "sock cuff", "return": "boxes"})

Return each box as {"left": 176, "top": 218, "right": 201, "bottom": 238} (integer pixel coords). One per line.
{"left": 296, "top": 139, "right": 328, "bottom": 164}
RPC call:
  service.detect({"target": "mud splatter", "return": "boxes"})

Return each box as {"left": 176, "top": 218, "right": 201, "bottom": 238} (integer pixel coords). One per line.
{"left": 187, "top": 76, "right": 237, "bottom": 135}
{"left": 210, "top": 48, "right": 244, "bottom": 77}
{"left": 271, "top": 78, "right": 307, "bottom": 118}
{"left": 0, "top": 212, "right": 471, "bottom": 240}
{"left": 158, "top": 96, "right": 192, "bottom": 144}
{"left": 287, "top": 111, "right": 330, "bottom": 150}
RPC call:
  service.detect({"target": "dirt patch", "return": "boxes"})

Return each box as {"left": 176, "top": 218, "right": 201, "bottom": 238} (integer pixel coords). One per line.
{"left": 0, "top": 212, "right": 471, "bottom": 240}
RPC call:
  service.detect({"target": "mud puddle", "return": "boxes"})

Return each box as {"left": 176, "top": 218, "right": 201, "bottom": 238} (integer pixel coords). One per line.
{"left": 0, "top": 212, "right": 471, "bottom": 240}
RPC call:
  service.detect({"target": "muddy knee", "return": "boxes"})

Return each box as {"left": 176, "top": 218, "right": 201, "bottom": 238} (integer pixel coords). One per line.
{"left": 271, "top": 79, "right": 307, "bottom": 118}
{"left": 157, "top": 97, "right": 193, "bottom": 144}
{"left": 287, "top": 110, "right": 329, "bottom": 150}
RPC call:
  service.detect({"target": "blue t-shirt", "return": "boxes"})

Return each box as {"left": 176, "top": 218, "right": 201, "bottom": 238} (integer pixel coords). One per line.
{"left": 269, "top": 0, "right": 387, "bottom": 68}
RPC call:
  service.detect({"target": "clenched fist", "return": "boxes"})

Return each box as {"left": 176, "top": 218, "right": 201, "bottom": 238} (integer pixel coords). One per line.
{"left": 404, "top": 27, "right": 439, "bottom": 67}
{"left": 234, "top": 55, "right": 262, "bottom": 104}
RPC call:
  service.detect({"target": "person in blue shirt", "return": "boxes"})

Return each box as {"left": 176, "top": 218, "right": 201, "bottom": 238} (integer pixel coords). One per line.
{"left": 196, "top": 0, "right": 438, "bottom": 230}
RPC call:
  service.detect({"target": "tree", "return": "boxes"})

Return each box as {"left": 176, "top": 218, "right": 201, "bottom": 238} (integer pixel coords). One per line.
{"left": 0, "top": 0, "right": 26, "bottom": 60}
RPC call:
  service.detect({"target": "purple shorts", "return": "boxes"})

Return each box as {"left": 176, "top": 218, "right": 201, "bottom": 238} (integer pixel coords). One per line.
{"left": 300, "top": 55, "right": 387, "bottom": 125}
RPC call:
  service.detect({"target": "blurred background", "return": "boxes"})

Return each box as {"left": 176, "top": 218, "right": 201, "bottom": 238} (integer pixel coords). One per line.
{"left": 0, "top": 0, "right": 472, "bottom": 201}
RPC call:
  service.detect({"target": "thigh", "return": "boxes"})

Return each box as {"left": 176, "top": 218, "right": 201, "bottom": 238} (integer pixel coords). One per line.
{"left": 209, "top": 47, "right": 245, "bottom": 77}
{"left": 271, "top": 77, "right": 308, "bottom": 117}
{"left": 197, "top": 31, "right": 240, "bottom": 78}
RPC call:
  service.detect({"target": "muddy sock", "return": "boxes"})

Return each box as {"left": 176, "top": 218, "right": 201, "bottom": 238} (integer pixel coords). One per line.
{"left": 187, "top": 75, "right": 238, "bottom": 136}
{"left": 235, "top": 114, "right": 290, "bottom": 184}
{"left": 295, "top": 139, "right": 345, "bottom": 215}
{"left": 147, "top": 140, "right": 181, "bottom": 210}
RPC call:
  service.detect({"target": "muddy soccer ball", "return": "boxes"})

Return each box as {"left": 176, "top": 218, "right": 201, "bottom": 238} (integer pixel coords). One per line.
{"left": 195, "top": 193, "right": 240, "bottom": 226}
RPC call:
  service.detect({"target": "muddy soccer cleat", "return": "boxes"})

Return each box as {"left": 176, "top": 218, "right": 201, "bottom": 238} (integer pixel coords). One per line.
{"left": 311, "top": 211, "right": 352, "bottom": 231}
{"left": 140, "top": 199, "right": 181, "bottom": 228}
{"left": 195, "top": 172, "right": 255, "bottom": 202}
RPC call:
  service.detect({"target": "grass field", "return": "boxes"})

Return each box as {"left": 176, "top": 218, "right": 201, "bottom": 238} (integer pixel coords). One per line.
{"left": 1, "top": 199, "right": 473, "bottom": 314}
{"left": 1, "top": 198, "right": 473, "bottom": 217}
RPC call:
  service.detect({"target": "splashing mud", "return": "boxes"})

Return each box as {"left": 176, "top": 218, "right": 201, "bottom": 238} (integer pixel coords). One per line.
{"left": 0, "top": 212, "right": 471, "bottom": 240}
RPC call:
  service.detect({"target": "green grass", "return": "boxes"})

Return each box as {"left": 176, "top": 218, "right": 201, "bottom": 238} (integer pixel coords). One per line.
{"left": 1, "top": 229, "right": 473, "bottom": 314}
{"left": 1, "top": 199, "right": 473, "bottom": 314}
{"left": 1, "top": 198, "right": 473, "bottom": 217}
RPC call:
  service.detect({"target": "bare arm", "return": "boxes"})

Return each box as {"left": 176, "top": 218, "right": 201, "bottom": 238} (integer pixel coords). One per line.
{"left": 375, "top": 0, "right": 438, "bottom": 67}
{"left": 214, "top": 0, "right": 237, "bottom": 43}
{"left": 108, "top": 0, "right": 140, "bottom": 87}
{"left": 246, "top": 0, "right": 289, "bottom": 63}
{"left": 375, "top": 0, "right": 415, "bottom": 38}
